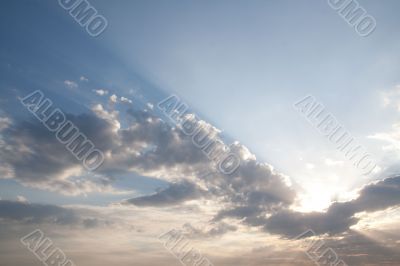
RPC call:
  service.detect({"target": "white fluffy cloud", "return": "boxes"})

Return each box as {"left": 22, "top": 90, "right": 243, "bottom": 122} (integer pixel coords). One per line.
{"left": 109, "top": 94, "right": 118, "bottom": 103}
{"left": 64, "top": 80, "right": 78, "bottom": 89}
{"left": 94, "top": 89, "right": 109, "bottom": 96}
{"left": 146, "top": 102, "right": 154, "bottom": 109}
{"left": 106, "top": 94, "right": 132, "bottom": 104}
{"left": 120, "top": 96, "right": 132, "bottom": 103}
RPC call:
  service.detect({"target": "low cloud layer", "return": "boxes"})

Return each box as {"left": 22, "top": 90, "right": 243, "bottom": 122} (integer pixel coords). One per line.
{"left": 1, "top": 89, "right": 400, "bottom": 240}
{"left": 264, "top": 176, "right": 400, "bottom": 238}
{"left": 0, "top": 200, "right": 107, "bottom": 228}
{"left": 125, "top": 180, "right": 206, "bottom": 207}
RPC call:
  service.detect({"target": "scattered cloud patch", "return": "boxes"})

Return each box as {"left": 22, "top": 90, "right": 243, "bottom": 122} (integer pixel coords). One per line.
{"left": 64, "top": 80, "right": 78, "bottom": 89}
{"left": 146, "top": 103, "right": 154, "bottom": 110}
{"left": 120, "top": 96, "right": 132, "bottom": 104}
{"left": 369, "top": 123, "right": 400, "bottom": 152}
{"left": 382, "top": 85, "right": 400, "bottom": 110}
{"left": 109, "top": 94, "right": 118, "bottom": 103}
{"left": 93, "top": 89, "right": 109, "bottom": 96}
{"left": 0, "top": 116, "right": 12, "bottom": 131}
{"left": 16, "top": 195, "right": 28, "bottom": 203}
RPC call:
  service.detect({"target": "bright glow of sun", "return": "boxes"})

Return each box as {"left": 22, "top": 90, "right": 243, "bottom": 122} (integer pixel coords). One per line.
{"left": 297, "top": 182, "right": 334, "bottom": 212}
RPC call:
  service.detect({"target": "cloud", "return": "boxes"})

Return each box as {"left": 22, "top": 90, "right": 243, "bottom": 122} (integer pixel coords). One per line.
{"left": 109, "top": 94, "right": 118, "bottom": 103}
{"left": 125, "top": 180, "right": 206, "bottom": 207}
{"left": 0, "top": 200, "right": 80, "bottom": 225}
{"left": 174, "top": 222, "right": 238, "bottom": 239}
{"left": 16, "top": 195, "right": 28, "bottom": 203}
{"left": 210, "top": 158, "right": 296, "bottom": 226}
{"left": 3, "top": 91, "right": 399, "bottom": 240}
{"left": 0, "top": 110, "right": 120, "bottom": 195}
{"left": 0, "top": 98, "right": 296, "bottom": 230}
{"left": 372, "top": 86, "right": 400, "bottom": 152}
{"left": 146, "top": 103, "right": 154, "bottom": 110}
{"left": 0, "top": 200, "right": 113, "bottom": 229}
{"left": 106, "top": 94, "right": 133, "bottom": 104}
{"left": 0, "top": 116, "right": 11, "bottom": 131}
{"left": 93, "top": 89, "right": 109, "bottom": 96}
{"left": 369, "top": 123, "right": 400, "bottom": 152}
{"left": 80, "top": 76, "right": 89, "bottom": 82}
{"left": 120, "top": 97, "right": 132, "bottom": 104}
{"left": 64, "top": 80, "right": 78, "bottom": 89}
{"left": 381, "top": 85, "right": 400, "bottom": 110}
{"left": 263, "top": 176, "right": 400, "bottom": 238}
{"left": 91, "top": 104, "right": 120, "bottom": 132}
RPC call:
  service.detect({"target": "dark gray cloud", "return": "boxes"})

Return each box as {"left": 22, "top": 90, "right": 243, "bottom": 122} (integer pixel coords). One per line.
{"left": 209, "top": 159, "right": 296, "bottom": 229}
{"left": 0, "top": 100, "right": 214, "bottom": 194}
{"left": 351, "top": 175, "right": 400, "bottom": 212}
{"left": 111, "top": 108, "right": 209, "bottom": 172}
{"left": 264, "top": 176, "right": 400, "bottom": 238}
{"left": 182, "top": 222, "right": 238, "bottom": 238}
{"left": 0, "top": 99, "right": 297, "bottom": 215}
{"left": 0, "top": 200, "right": 79, "bottom": 225}
{"left": 125, "top": 180, "right": 206, "bottom": 207}
{"left": 101, "top": 107, "right": 297, "bottom": 234}
{"left": 0, "top": 111, "right": 116, "bottom": 194}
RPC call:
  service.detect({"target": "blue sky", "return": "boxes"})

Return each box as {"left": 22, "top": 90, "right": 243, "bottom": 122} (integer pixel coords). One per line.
{"left": 2, "top": 0, "right": 400, "bottom": 207}
{"left": 1, "top": 1, "right": 400, "bottom": 265}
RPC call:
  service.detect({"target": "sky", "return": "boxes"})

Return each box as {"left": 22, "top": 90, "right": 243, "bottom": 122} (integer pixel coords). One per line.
{"left": 1, "top": 0, "right": 400, "bottom": 265}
